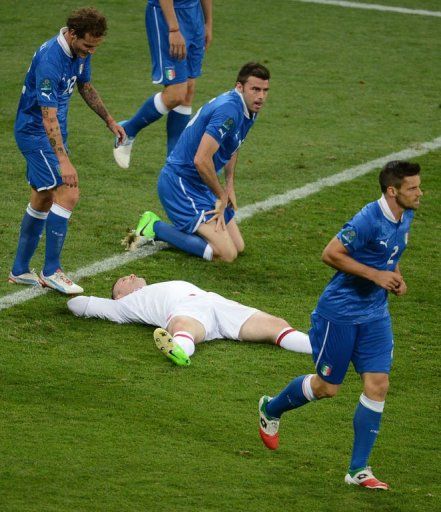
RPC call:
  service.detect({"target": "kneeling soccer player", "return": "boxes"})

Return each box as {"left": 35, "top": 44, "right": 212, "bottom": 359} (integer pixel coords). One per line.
{"left": 258, "top": 161, "right": 423, "bottom": 490}
{"left": 67, "top": 274, "right": 312, "bottom": 365}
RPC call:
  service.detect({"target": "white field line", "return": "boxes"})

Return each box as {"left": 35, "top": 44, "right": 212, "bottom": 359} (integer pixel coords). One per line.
{"left": 295, "top": 0, "right": 441, "bottom": 18}
{"left": 1, "top": 135, "right": 441, "bottom": 312}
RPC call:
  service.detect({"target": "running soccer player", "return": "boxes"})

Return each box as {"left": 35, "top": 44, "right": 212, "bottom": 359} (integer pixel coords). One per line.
{"left": 123, "top": 62, "right": 270, "bottom": 263}
{"left": 67, "top": 274, "right": 312, "bottom": 365}
{"left": 9, "top": 7, "right": 125, "bottom": 294}
{"left": 258, "top": 161, "right": 423, "bottom": 490}
{"left": 113, "top": 0, "right": 213, "bottom": 168}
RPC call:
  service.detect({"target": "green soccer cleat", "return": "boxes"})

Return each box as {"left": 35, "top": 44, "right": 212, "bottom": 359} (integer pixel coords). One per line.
{"left": 135, "top": 211, "right": 161, "bottom": 238}
{"left": 154, "top": 328, "right": 191, "bottom": 367}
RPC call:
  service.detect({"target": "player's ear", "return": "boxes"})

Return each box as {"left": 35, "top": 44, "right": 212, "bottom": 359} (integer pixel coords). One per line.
{"left": 236, "top": 81, "right": 244, "bottom": 93}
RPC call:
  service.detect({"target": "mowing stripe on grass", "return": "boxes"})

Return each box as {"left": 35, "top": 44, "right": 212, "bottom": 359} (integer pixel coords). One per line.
{"left": 295, "top": 0, "right": 441, "bottom": 18}
{"left": 1, "top": 135, "right": 441, "bottom": 312}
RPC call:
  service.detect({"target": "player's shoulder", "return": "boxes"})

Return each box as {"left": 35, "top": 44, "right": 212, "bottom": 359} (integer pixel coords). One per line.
{"left": 36, "top": 35, "right": 66, "bottom": 72}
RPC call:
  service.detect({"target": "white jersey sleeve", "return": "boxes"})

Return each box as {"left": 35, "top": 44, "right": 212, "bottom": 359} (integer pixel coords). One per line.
{"left": 67, "top": 296, "right": 129, "bottom": 324}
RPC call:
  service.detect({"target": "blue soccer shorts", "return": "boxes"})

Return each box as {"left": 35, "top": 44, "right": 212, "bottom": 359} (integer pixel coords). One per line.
{"left": 308, "top": 311, "right": 394, "bottom": 385}
{"left": 158, "top": 166, "right": 235, "bottom": 234}
{"left": 146, "top": 3, "right": 205, "bottom": 85}
{"left": 18, "top": 140, "right": 63, "bottom": 191}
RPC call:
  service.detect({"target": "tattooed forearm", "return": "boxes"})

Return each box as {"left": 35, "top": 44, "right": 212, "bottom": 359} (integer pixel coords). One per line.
{"left": 78, "top": 82, "right": 110, "bottom": 122}
{"left": 41, "top": 106, "right": 68, "bottom": 160}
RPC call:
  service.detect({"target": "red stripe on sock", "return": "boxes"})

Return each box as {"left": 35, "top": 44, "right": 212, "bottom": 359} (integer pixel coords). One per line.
{"left": 275, "top": 328, "right": 296, "bottom": 346}
{"left": 174, "top": 332, "right": 194, "bottom": 342}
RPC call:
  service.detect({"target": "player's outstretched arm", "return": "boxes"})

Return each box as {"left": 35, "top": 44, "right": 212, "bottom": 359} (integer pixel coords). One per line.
{"left": 41, "top": 106, "right": 78, "bottom": 187}
{"left": 322, "top": 237, "right": 403, "bottom": 292}
{"left": 77, "top": 82, "right": 125, "bottom": 144}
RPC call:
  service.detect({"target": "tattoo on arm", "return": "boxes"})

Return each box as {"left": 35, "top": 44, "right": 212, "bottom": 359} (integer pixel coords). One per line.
{"left": 41, "top": 106, "right": 67, "bottom": 159}
{"left": 78, "top": 82, "right": 110, "bottom": 122}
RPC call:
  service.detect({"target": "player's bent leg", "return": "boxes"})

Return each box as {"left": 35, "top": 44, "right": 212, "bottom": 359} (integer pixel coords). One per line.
{"left": 167, "top": 315, "right": 206, "bottom": 344}
{"left": 153, "top": 328, "right": 191, "bottom": 367}
{"left": 197, "top": 222, "right": 238, "bottom": 262}
{"left": 162, "top": 82, "right": 189, "bottom": 109}
{"left": 226, "top": 218, "right": 244, "bottom": 253}
{"left": 310, "top": 374, "right": 340, "bottom": 399}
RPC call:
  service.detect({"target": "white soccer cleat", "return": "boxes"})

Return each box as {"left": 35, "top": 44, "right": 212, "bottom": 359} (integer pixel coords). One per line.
{"left": 258, "top": 395, "right": 280, "bottom": 450}
{"left": 39, "top": 270, "right": 83, "bottom": 295}
{"left": 345, "top": 467, "right": 389, "bottom": 490}
{"left": 113, "top": 133, "right": 135, "bottom": 169}
{"left": 8, "top": 270, "right": 41, "bottom": 287}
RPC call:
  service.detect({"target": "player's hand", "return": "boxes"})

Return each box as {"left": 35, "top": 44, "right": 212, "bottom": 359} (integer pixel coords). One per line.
{"left": 391, "top": 278, "right": 407, "bottom": 296}
{"left": 60, "top": 160, "right": 79, "bottom": 188}
{"left": 206, "top": 198, "right": 227, "bottom": 231}
{"left": 169, "top": 30, "right": 186, "bottom": 60}
{"left": 205, "top": 24, "right": 213, "bottom": 49}
{"left": 226, "top": 186, "right": 238, "bottom": 211}
{"left": 372, "top": 270, "right": 403, "bottom": 292}
{"left": 107, "top": 119, "right": 126, "bottom": 146}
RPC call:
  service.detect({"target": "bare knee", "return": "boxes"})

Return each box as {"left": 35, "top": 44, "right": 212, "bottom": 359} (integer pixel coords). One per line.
{"left": 55, "top": 186, "right": 80, "bottom": 211}
{"left": 30, "top": 189, "right": 53, "bottom": 212}
{"left": 215, "top": 246, "right": 238, "bottom": 263}
{"left": 311, "top": 374, "right": 340, "bottom": 399}
{"left": 362, "top": 373, "right": 389, "bottom": 401}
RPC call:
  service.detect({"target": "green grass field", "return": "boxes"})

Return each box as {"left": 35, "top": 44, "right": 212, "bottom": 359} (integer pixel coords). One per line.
{"left": 0, "top": 1, "right": 440, "bottom": 510}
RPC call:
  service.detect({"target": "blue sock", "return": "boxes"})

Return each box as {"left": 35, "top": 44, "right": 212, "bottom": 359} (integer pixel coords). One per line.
{"left": 43, "top": 204, "right": 71, "bottom": 276}
{"left": 166, "top": 107, "right": 191, "bottom": 155}
{"left": 349, "top": 394, "right": 384, "bottom": 472}
{"left": 12, "top": 204, "right": 48, "bottom": 275}
{"left": 266, "top": 374, "right": 315, "bottom": 418}
{"left": 124, "top": 93, "right": 169, "bottom": 138}
{"left": 154, "top": 221, "right": 213, "bottom": 260}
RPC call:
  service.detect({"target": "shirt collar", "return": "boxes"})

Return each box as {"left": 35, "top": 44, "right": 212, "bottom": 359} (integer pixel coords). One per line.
{"left": 378, "top": 194, "right": 403, "bottom": 223}
{"left": 233, "top": 88, "right": 251, "bottom": 119}
{"left": 57, "top": 27, "right": 73, "bottom": 58}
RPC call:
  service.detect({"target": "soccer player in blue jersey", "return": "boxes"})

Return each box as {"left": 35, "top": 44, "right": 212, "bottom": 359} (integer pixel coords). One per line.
{"left": 113, "top": 0, "right": 213, "bottom": 168}
{"left": 9, "top": 7, "right": 126, "bottom": 294}
{"left": 123, "top": 62, "right": 270, "bottom": 262}
{"left": 258, "top": 161, "right": 423, "bottom": 490}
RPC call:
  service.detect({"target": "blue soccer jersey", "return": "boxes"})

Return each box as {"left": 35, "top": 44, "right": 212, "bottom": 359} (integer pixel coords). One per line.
{"left": 316, "top": 195, "right": 414, "bottom": 324}
{"left": 14, "top": 28, "right": 91, "bottom": 150}
{"left": 165, "top": 89, "right": 256, "bottom": 182}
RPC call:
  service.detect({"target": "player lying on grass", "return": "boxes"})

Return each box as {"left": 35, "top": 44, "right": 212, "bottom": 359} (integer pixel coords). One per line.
{"left": 258, "top": 161, "right": 423, "bottom": 491}
{"left": 67, "top": 274, "right": 312, "bottom": 365}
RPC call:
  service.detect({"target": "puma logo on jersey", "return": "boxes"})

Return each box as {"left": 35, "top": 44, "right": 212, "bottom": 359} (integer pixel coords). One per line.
{"left": 379, "top": 240, "right": 388, "bottom": 248}
{"left": 41, "top": 92, "right": 52, "bottom": 101}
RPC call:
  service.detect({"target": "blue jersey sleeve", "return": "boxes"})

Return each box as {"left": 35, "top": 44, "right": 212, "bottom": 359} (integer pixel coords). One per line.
{"left": 35, "top": 58, "right": 61, "bottom": 108}
{"left": 77, "top": 55, "right": 91, "bottom": 83}
{"left": 205, "top": 104, "right": 240, "bottom": 145}
{"left": 336, "top": 209, "right": 375, "bottom": 254}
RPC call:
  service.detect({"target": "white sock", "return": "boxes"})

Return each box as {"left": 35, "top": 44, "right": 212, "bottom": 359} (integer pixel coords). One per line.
{"left": 172, "top": 331, "right": 195, "bottom": 357}
{"left": 275, "top": 327, "right": 312, "bottom": 354}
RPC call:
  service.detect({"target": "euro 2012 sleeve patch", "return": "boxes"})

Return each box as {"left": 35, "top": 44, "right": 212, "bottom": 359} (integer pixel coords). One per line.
{"left": 218, "top": 117, "right": 234, "bottom": 139}
{"left": 340, "top": 228, "right": 356, "bottom": 246}
{"left": 40, "top": 78, "right": 52, "bottom": 93}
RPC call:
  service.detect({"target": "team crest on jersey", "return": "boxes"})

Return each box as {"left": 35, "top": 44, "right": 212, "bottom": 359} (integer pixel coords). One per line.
{"left": 165, "top": 67, "right": 176, "bottom": 80}
{"left": 320, "top": 363, "right": 332, "bottom": 377}
{"left": 340, "top": 228, "right": 356, "bottom": 245}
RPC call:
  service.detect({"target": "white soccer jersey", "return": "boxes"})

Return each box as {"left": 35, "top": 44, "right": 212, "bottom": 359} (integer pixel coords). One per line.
{"left": 67, "top": 280, "right": 258, "bottom": 341}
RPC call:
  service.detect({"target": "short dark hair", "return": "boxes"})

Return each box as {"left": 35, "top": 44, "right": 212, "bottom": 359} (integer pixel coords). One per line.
{"left": 111, "top": 278, "right": 119, "bottom": 299}
{"left": 379, "top": 160, "right": 421, "bottom": 193}
{"left": 236, "top": 62, "right": 270, "bottom": 85}
{"left": 67, "top": 7, "right": 107, "bottom": 39}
